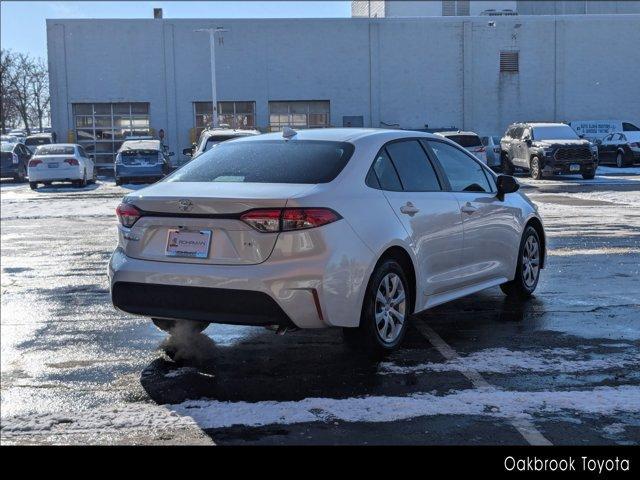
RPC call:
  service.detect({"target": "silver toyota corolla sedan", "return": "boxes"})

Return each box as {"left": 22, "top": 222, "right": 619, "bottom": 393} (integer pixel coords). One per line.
{"left": 109, "top": 128, "right": 545, "bottom": 353}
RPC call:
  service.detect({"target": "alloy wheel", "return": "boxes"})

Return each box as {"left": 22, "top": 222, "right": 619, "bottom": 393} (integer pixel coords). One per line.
{"left": 375, "top": 273, "right": 406, "bottom": 343}
{"left": 522, "top": 234, "right": 540, "bottom": 288}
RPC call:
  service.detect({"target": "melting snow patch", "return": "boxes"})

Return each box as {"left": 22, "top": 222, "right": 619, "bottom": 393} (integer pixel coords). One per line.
{"left": 377, "top": 347, "right": 640, "bottom": 376}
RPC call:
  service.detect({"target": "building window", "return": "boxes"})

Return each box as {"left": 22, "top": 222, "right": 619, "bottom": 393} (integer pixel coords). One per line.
{"left": 442, "top": 1, "right": 469, "bottom": 16}
{"left": 73, "top": 102, "right": 150, "bottom": 166}
{"left": 193, "top": 101, "right": 256, "bottom": 137}
{"left": 456, "top": 1, "right": 470, "bottom": 16}
{"left": 268, "top": 101, "right": 330, "bottom": 132}
{"left": 500, "top": 51, "right": 519, "bottom": 73}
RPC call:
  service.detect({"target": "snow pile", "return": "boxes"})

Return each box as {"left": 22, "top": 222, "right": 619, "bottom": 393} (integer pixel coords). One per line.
{"left": 377, "top": 347, "right": 639, "bottom": 375}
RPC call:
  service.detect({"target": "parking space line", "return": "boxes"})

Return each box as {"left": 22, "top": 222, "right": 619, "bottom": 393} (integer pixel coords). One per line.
{"left": 414, "top": 322, "right": 553, "bottom": 446}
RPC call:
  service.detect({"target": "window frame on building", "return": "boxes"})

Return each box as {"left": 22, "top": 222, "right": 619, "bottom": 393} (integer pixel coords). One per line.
{"left": 268, "top": 101, "right": 331, "bottom": 132}
{"left": 72, "top": 102, "right": 150, "bottom": 166}
{"left": 193, "top": 101, "right": 256, "bottom": 138}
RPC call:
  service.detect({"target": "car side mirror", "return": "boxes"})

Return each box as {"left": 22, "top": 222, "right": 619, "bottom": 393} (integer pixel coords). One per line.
{"left": 182, "top": 147, "right": 193, "bottom": 157}
{"left": 496, "top": 175, "right": 519, "bottom": 199}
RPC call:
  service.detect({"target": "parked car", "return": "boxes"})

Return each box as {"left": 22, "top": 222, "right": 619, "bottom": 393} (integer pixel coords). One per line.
{"left": 481, "top": 135, "right": 503, "bottom": 170}
{"left": 27, "top": 143, "right": 96, "bottom": 190}
{"left": 25, "top": 132, "right": 56, "bottom": 154}
{"left": 183, "top": 128, "right": 262, "bottom": 161}
{"left": 109, "top": 128, "right": 545, "bottom": 353}
{"left": 1, "top": 135, "right": 19, "bottom": 144}
{"left": 501, "top": 122, "right": 598, "bottom": 180}
{"left": 596, "top": 132, "right": 640, "bottom": 168}
{"left": 114, "top": 139, "right": 172, "bottom": 186}
{"left": 435, "top": 131, "right": 487, "bottom": 164}
{"left": 7, "top": 130, "right": 26, "bottom": 143}
{"left": 1, "top": 141, "right": 30, "bottom": 182}
{"left": 568, "top": 120, "right": 640, "bottom": 142}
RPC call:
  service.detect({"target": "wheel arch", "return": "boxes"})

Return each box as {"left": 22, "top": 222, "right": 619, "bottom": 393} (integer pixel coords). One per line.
{"left": 374, "top": 245, "right": 417, "bottom": 314}
{"left": 525, "top": 217, "right": 546, "bottom": 268}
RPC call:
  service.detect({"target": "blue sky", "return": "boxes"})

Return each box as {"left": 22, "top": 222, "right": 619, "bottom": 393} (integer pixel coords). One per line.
{"left": 1, "top": 1, "right": 350, "bottom": 59}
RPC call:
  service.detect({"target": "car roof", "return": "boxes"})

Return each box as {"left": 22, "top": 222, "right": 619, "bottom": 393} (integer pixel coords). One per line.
{"left": 202, "top": 128, "right": 261, "bottom": 138}
{"left": 119, "top": 139, "right": 161, "bottom": 151}
{"left": 436, "top": 130, "right": 480, "bottom": 137}
{"left": 230, "top": 128, "right": 441, "bottom": 144}
{"left": 26, "top": 132, "right": 53, "bottom": 138}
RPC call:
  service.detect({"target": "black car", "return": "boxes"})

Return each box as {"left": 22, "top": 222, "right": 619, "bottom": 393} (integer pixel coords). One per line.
{"left": 0, "top": 141, "right": 31, "bottom": 182}
{"left": 500, "top": 123, "right": 598, "bottom": 180}
{"left": 596, "top": 132, "right": 640, "bottom": 168}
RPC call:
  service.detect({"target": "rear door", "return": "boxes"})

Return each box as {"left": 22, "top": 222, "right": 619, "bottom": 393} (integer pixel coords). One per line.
{"left": 425, "top": 139, "right": 521, "bottom": 287}
{"left": 372, "top": 139, "right": 465, "bottom": 297}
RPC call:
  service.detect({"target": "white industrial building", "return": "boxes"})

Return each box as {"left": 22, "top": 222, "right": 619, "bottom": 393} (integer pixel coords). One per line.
{"left": 47, "top": 10, "right": 640, "bottom": 167}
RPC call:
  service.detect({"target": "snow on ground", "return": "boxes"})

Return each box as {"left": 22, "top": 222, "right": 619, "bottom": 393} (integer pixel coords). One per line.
{"left": 2, "top": 385, "right": 639, "bottom": 435}
{"left": 377, "top": 346, "right": 640, "bottom": 376}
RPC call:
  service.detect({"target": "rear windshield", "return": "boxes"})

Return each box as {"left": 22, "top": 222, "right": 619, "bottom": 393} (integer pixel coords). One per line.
{"left": 1, "top": 142, "right": 14, "bottom": 152}
{"left": 35, "top": 145, "right": 75, "bottom": 155}
{"left": 204, "top": 136, "right": 237, "bottom": 152}
{"left": 446, "top": 135, "right": 482, "bottom": 147}
{"left": 25, "top": 137, "right": 51, "bottom": 146}
{"left": 121, "top": 149, "right": 158, "bottom": 156}
{"left": 532, "top": 125, "right": 578, "bottom": 140}
{"left": 167, "top": 140, "right": 355, "bottom": 184}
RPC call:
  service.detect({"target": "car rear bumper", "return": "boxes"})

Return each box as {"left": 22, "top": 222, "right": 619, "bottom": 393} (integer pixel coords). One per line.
{"left": 115, "top": 165, "right": 165, "bottom": 179}
{"left": 108, "top": 220, "right": 374, "bottom": 329}
{"left": 28, "top": 166, "right": 83, "bottom": 182}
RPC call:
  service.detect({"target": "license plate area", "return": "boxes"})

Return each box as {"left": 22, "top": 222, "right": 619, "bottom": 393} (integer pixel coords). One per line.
{"left": 165, "top": 229, "right": 212, "bottom": 258}
{"left": 570, "top": 164, "right": 581, "bottom": 172}
{"left": 48, "top": 163, "right": 59, "bottom": 168}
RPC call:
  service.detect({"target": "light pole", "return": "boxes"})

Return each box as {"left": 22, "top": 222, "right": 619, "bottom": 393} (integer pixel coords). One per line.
{"left": 195, "top": 27, "right": 228, "bottom": 129}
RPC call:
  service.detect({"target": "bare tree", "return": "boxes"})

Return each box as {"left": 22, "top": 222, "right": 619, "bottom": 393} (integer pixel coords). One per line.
{"left": 28, "top": 58, "right": 50, "bottom": 132}
{"left": 0, "top": 49, "right": 19, "bottom": 132}
{"left": 1, "top": 50, "right": 50, "bottom": 135}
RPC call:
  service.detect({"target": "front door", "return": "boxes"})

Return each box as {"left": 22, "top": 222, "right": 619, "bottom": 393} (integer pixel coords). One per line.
{"left": 425, "top": 139, "right": 521, "bottom": 287}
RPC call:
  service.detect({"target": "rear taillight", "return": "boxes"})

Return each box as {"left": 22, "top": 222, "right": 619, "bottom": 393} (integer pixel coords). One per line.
{"left": 28, "top": 159, "right": 42, "bottom": 167}
{"left": 64, "top": 158, "right": 79, "bottom": 166}
{"left": 116, "top": 203, "right": 141, "bottom": 228}
{"left": 240, "top": 208, "right": 341, "bottom": 233}
{"left": 474, "top": 147, "right": 486, "bottom": 153}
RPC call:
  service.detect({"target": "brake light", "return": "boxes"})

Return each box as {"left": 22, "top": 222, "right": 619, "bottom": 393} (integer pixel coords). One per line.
{"left": 116, "top": 203, "right": 141, "bottom": 228}
{"left": 240, "top": 208, "right": 341, "bottom": 233}
{"left": 28, "top": 159, "right": 42, "bottom": 167}
{"left": 64, "top": 158, "right": 79, "bottom": 166}
{"left": 474, "top": 146, "right": 486, "bottom": 153}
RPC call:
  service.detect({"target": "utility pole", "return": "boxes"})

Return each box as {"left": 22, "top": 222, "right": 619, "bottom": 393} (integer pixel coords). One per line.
{"left": 195, "top": 27, "right": 228, "bottom": 129}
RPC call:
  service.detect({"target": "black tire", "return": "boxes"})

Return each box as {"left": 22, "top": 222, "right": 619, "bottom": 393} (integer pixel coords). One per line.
{"left": 582, "top": 171, "right": 596, "bottom": 180}
{"left": 529, "top": 156, "right": 543, "bottom": 180}
{"left": 43, "top": 181, "right": 52, "bottom": 186}
{"left": 115, "top": 177, "right": 123, "bottom": 186}
{"left": 152, "top": 318, "right": 209, "bottom": 333}
{"left": 343, "top": 258, "right": 412, "bottom": 355}
{"left": 29, "top": 182, "right": 38, "bottom": 190}
{"left": 501, "top": 154, "right": 514, "bottom": 176}
{"left": 89, "top": 168, "right": 97, "bottom": 184}
{"left": 616, "top": 152, "right": 624, "bottom": 168}
{"left": 13, "top": 167, "right": 26, "bottom": 183}
{"left": 501, "top": 226, "right": 542, "bottom": 299}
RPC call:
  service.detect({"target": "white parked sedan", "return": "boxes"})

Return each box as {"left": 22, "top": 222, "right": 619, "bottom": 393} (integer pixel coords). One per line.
{"left": 109, "top": 128, "right": 545, "bottom": 353}
{"left": 28, "top": 143, "right": 96, "bottom": 190}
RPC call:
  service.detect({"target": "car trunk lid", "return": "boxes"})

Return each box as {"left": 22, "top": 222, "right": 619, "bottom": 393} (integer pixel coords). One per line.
{"left": 121, "top": 182, "right": 314, "bottom": 265}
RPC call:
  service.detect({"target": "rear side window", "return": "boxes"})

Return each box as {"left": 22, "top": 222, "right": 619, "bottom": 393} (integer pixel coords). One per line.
{"left": 446, "top": 135, "right": 482, "bottom": 148}
{"left": 623, "top": 122, "right": 640, "bottom": 132}
{"left": 427, "top": 141, "right": 492, "bottom": 193}
{"left": 167, "top": 140, "right": 354, "bottom": 184}
{"left": 35, "top": 145, "right": 75, "bottom": 155}
{"left": 385, "top": 140, "right": 441, "bottom": 192}
{"left": 369, "top": 150, "right": 402, "bottom": 191}
{"left": 513, "top": 127, "right": 524, "bottom": 139}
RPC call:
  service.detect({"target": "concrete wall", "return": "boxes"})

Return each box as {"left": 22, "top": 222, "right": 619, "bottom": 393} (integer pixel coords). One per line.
{"left": 517, "top": 1, "right": 640, "bottom": 15}
{"left": 47, "top": 15, "right": 640, "bottom": 163}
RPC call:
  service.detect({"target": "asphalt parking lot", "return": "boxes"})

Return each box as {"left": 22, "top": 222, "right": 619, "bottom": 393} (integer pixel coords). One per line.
{"left": 1, "top": 167, "right": 639, "bottom": 445}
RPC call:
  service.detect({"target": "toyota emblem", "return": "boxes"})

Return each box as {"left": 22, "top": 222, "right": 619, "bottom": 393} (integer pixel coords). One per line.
{"left": 177, "top": 199, "right": 194, "bottom": 212}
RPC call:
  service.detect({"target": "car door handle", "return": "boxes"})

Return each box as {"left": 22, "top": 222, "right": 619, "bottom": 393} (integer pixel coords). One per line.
{"left": 400, "top": 202, "right": 420, "bottom": 216}
{"left": 460, "top": 202, "right": 478, "bottom": 214}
